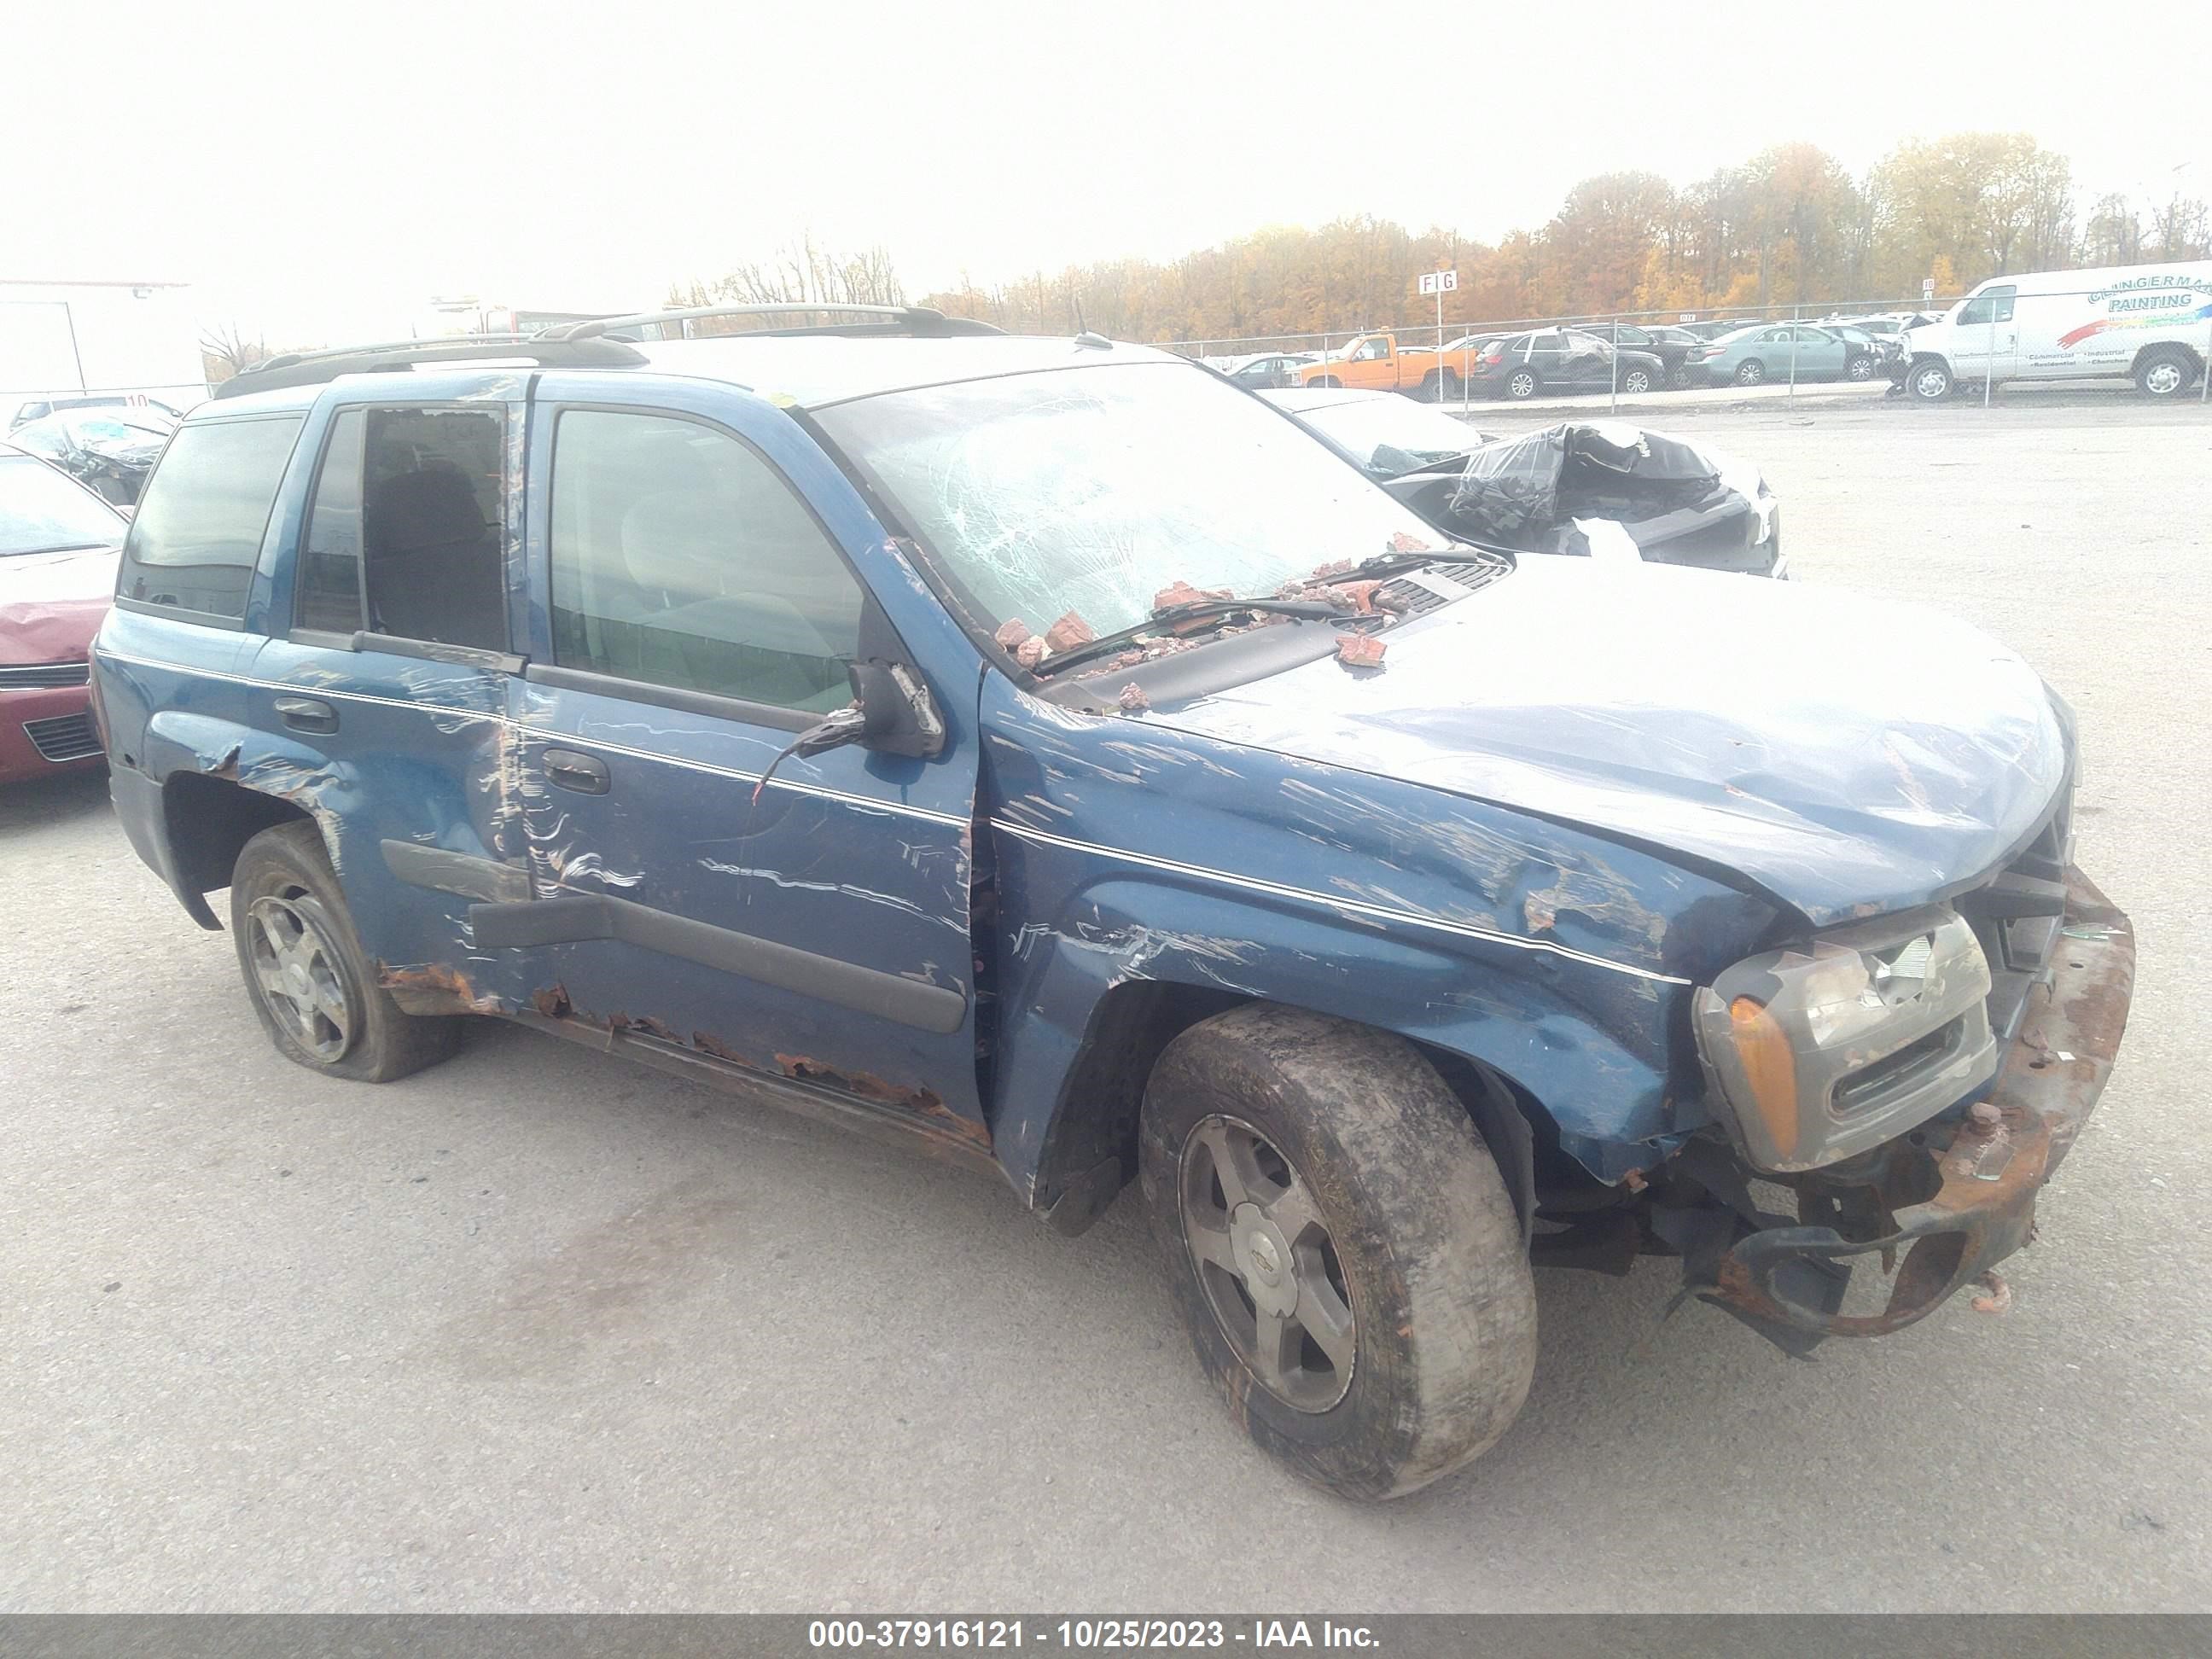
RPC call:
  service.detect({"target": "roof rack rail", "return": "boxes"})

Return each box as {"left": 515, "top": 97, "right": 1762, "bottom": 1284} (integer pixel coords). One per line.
{"left": 212, "top": 335, "right": 649, "bottom": 399}
{"left": 538, "top": 303, "right": 1003, "bottom": 342}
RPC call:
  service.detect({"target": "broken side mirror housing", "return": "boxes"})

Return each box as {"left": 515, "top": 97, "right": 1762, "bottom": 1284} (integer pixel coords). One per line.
{"left": 849, "top": 658, "right": 946, "bottom": 759}
{"left": 792, "top": 661, "right": 946, "bottom": 762}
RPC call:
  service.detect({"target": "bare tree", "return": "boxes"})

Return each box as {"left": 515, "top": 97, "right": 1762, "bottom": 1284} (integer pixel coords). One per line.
{"left": 200, "top": 321, "right": 271, "bottom": 383}
{"left": 2149, "top": 194, "right": 2210, "bottom": 260}
{"left": 671, "top": 235, "right": 908, "bottom": 332}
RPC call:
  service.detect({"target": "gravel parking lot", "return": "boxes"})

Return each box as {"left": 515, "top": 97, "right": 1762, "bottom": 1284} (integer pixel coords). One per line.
{"left": 3, "top": 399, "right": 2208, "bottom": 1613}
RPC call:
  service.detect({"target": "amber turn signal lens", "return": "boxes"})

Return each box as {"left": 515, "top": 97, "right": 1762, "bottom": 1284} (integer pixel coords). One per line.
{"left": 1728, "top": 996, "right": 1800, "bottom": 1161}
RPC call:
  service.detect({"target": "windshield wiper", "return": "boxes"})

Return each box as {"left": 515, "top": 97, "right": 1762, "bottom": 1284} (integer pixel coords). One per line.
{"left": 1030, "top": 597, "right": 1357, "bottom": 680}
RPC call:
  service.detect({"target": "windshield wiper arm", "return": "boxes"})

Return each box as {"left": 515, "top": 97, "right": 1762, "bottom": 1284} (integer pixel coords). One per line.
{"left": 1030, "top": 597, "right": 1354, "bottom": 680}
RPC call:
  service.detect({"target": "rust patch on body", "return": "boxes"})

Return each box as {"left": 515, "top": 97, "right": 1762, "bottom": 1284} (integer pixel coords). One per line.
{"left": 377, "top": 961, "right": 502, "bottom": 1015}
{"left": 773, "top": 1053, "right": 992, "bottom": 1149}
{"left": 532, "top": 982, "right": 573, "bottom": 1019}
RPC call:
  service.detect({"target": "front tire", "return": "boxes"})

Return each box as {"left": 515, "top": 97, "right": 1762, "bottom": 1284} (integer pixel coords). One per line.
{"left": 1734, "top": 358, "right": 1767, "bottom": 386}
{"left": 2135, "top": 348, "right": 2198, "bottom": 399}
{"left": 1138, "top": 1005, "right": 1536, "bottom": 1500}
{"left": 230, "top": 821, "right": 464, "bottom": 1083}
{"left": 1909, "top": 358, "right": 1954, "bottom": 401}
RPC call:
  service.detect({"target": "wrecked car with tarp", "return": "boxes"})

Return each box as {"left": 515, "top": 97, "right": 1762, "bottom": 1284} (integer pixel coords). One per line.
{"left": 1359, "top": 413, "right": 1784, "bottom": 577}
{"left": 93, "top": 311, "right": 2130, "bottom": 1501}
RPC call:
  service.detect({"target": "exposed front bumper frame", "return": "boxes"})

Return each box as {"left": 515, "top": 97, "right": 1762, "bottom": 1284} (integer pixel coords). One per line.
{"left": 1703, "top": 865, "right": 2133, "bottom": 1341}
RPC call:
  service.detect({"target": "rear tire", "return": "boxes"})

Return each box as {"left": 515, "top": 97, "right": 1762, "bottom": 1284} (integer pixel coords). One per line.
{"left": 1847, "top": 353, "right": 1876, "bottom": 381}
{"left": 1310, "top": 375, "right": 1342, "bottom": 388}
{"left": 1138, "top": 1004, "right": 1537, "bottom": 1500}
{"left": 2135, "top": 348, "right": 2199, "bottom": 399}
{"left": 1505, "top": 368, "right": 1539, "bottom": 400}
{"left": 1419, "top": 369, "right": 1461, "bottom": 403}
{"left": 1734, "top": 358, "right": 1766, "bottom": 386}
{"left": 230, "top": 821, "right": 465, "bottom": 1083}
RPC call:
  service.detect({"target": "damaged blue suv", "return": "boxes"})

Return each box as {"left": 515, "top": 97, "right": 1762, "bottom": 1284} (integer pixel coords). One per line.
{"left": 92, "top": 306, "right": 2134, "bottom": 1499}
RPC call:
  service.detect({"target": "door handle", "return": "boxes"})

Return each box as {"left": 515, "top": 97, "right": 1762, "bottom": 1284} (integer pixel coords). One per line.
{"left": 542, "top": 747, "right": 609, "bottom": 795}
{"left": 275, "top": 696, "right": 338, "bottom": 735}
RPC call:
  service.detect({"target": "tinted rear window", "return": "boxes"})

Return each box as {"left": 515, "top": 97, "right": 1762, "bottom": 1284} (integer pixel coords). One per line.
{"left": 119, "top": 416, "right": 302, "bottom": 621}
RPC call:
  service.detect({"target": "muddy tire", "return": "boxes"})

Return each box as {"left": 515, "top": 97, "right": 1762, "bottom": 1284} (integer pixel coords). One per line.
{"left": 1138, "top": 1004, "right": 1536, "bottom": 1500}
{"left": 230, "top": 821, "right": 464, "bottom": 1083}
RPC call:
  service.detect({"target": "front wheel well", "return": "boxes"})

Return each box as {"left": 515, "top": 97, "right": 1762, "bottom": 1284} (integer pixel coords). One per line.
{"left": 1033, "top": 985, "right": 1545, "bottom": 1243}
{"left": 162, "top": 772, "right": 316, "bottom": 896}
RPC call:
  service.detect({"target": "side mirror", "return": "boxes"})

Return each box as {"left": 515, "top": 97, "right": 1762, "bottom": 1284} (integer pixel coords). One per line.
{"left": 847, "top": 659, "right": 946, "bottom": 759}
{"left": 749, "top": 661, "right": 946, "bottom": 805}
{"left": 784, "top": 661, "right": 945, "bottom": 763}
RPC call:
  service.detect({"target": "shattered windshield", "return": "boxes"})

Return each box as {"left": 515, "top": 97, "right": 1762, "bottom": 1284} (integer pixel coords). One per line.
{"left": 816, "top": 362, "right": 1448, "bottom": 641}
{"left": 0, "top": 455, "right": 127, "bottom": 555}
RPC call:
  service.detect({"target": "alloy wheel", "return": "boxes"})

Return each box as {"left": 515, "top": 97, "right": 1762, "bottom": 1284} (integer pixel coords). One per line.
{"left": 247, "top": 891, "right": 355, "bottom": 1062}
{"left": 1179, "top": 1115, "right": 1357, "bottom": 1412}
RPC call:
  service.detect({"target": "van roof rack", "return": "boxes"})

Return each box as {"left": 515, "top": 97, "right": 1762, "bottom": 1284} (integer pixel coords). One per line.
{"left": 537, "top": 303, "right": 1004, "bottom": 342}
{"left": 212, "top": 335, "right": 649, "bottom": 399}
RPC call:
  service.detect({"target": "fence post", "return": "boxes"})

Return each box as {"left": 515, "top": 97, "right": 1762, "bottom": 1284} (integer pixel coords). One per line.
{"left": 1788, "top": 304, "right": 1799, "bottom": 396}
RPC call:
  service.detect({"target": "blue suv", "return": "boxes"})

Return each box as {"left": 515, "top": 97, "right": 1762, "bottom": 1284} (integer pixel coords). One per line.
{"left": 92, "top": 306, "right": 2134, "bottom": 1499}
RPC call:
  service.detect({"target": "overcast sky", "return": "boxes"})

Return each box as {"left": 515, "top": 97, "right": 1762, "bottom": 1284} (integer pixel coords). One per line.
{"left": 4, "top": 0, "right": 2202, "bottom": 344}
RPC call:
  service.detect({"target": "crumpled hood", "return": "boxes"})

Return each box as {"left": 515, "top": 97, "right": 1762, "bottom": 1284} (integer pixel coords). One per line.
{"left": 0, "top": 546, "right": 120, "bottom": 665}
{"left": 1158, "top": 557, "right": 2068, "bottom": 925}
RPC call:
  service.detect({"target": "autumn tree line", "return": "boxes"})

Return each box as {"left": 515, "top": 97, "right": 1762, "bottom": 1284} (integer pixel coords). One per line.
{"left": 678, "top": 132, "right": 2212, "bottom": 345}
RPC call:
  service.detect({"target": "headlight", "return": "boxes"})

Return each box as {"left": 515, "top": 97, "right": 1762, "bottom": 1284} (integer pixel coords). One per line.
{"left": 1692, "top": 905, "right": 1999, "bottom": 1172}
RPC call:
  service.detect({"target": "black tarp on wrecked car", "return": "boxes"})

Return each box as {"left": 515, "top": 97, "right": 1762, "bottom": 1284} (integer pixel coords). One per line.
{"left": 1381, "top": 420, "right": 1784, "bottom": 578}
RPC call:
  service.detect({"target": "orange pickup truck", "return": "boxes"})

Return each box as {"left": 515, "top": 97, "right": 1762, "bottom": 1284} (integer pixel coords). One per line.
{"left": 1296, "top": 331, "right": 1493, "bottom": 399}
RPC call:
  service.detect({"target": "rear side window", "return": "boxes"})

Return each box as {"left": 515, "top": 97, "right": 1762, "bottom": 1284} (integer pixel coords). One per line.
{"left": 119, "top": 416, "right": 302, "bottom": 621}
{"left": 548, "top": 409, "right": 864, "bottom": 715}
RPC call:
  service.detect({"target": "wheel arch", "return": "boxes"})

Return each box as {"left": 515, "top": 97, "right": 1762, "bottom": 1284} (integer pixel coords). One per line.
{"left": 137, "top": 711, "right": 341, "bottom": 917}
{"left": 2131, "top": 341, "right": 2203, "bottom": 380}
{"left": 1002, "top": 885, "right": 1664, "bottom": 1237}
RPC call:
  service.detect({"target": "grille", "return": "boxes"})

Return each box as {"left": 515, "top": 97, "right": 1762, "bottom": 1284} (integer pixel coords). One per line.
{"left": 1376, "top": 556, "right": 1513, "bottom": 618}
{"left": 0, "top": 661, "right": 90, "bottom": 690}
{"left": 23, "top": 712, "right": 102, "bottom": 763}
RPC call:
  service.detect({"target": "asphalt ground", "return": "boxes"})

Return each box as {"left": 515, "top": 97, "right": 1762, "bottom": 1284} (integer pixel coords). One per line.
{"left": 3, "top": 398, "right": 2208, "bottom": 1612}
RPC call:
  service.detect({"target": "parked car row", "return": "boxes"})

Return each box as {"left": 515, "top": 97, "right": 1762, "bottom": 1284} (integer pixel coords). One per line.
{"left": 1226, "top": 321, "right": 1895, "bottom": 401}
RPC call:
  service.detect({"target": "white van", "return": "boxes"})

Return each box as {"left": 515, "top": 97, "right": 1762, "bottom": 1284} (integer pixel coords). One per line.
{"left": 1904, "top": 260, "right": 2212, "bottom": 401}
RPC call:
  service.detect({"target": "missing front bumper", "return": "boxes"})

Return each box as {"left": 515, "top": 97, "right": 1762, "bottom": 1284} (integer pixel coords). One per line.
{"left": 1679, "top": 865, "right": 2133, "bottom": 1352}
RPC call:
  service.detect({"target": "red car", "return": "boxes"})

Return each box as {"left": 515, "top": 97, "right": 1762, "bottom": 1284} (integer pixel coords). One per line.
{"left": 1, "top": 440, "right": 126, "bottom": 783}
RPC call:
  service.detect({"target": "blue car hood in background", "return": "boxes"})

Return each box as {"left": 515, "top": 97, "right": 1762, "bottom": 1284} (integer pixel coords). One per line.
{"left": 1157, "top": 558, "right": 2068, "bottom": 926}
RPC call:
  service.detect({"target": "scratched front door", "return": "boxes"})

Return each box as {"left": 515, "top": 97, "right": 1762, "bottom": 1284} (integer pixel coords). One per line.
{"left": 498, "top": 376, "right": 987, "bottom": 1140}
